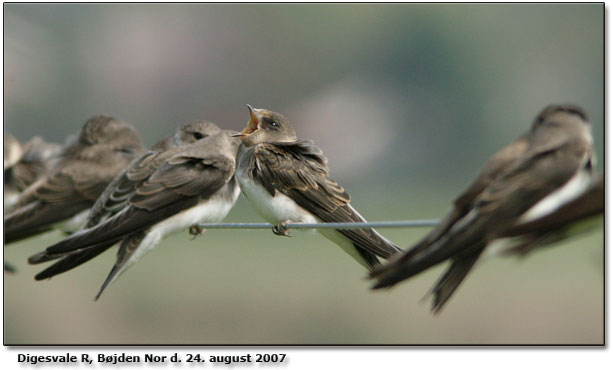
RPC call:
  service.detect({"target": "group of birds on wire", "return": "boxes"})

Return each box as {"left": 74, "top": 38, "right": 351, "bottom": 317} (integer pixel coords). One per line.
{"left": 4, "top": 104, "right": 603, "bottom": 312}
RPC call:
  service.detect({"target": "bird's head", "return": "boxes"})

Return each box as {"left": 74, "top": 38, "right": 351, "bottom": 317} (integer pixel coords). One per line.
{"left": 232, "top": 105, "right": 297, "bottom": 147}
{"left": 174, "top": 120, "right": 222, "bottom": 146}
{"left": 531, "top": 104, "right": 590, "bottom": 132}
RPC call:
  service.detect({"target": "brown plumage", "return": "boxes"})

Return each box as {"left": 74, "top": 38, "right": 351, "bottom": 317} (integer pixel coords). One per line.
{"left": 4, "top": 135, "right": 61, "bottom": 209}
{"left": 235, "top": 106, "right": 401, "bottom": 270}
{"left": 27, "top": 121, "right": 220, "bottom": 268}
{"left": 371, "top": 104, "right": 595, "bottom": 312}
{"left": 4, "top": 115, "right": 145, "bottom": 244}
{"left": 84, "top": 120, "right": 222, "bottom": 228}
{"left": 29, "top": 127, "right": 240, "bottom": 299}
{"left": 498, "top": 173, "right": 603, "bottom": 256}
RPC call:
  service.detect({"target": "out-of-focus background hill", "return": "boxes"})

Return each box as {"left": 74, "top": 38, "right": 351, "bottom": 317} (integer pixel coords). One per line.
{"left": 4, "top": 4, "right": 603, "bottom": 344}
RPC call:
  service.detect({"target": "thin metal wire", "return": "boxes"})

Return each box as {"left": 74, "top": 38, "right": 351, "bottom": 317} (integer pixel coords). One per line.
{"left": 195, "top": 219, "right": 439, "bottom": 230}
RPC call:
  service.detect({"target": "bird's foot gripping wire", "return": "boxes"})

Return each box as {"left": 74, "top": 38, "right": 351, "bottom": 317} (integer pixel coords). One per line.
{"left": 272, "top": 221, "right": 292, "bottom": 237}
{"left": 189, "top": 224, "right": 207, "bottom": 239}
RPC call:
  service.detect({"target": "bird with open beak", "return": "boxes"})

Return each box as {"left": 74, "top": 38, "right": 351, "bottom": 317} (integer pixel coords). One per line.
{"left": 233, "top": 105, "right": 402, "bottom": 270}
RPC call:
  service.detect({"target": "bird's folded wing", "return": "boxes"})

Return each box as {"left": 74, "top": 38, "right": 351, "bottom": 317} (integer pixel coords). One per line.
{"left": 31, "top": 241, "right": 115, "bottom": 279}
{"left": 371, "top": 133, "right": 592, "bottom": 285}
{"left": 411, "top": 140, "right": 591, "bottom": 266}
{"left": 43, "top": 153, "right": 235, "bottom": 256}
{"left": 397, "top": 134, "right": 532, "bottom": 262}
{"left": 4, "top": 167, "right": 106, "bottom": 242}
{"left": 254, "top": 141, "right": 399, "bottom": 259}
{"left": 501, "top": 174, "right": 603, "bottom": 238}
{"left": 476, "top": 139, "right": 591, "bottom": 216}
{"left": 85, "top": 149, "right": 175, "bottom": 227}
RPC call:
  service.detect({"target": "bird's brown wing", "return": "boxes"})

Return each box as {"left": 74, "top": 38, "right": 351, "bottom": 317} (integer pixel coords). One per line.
{"left": 497, "top": 174, "right": 603, "bottom": 257}
{"left": 502, "top": 174, "right": 603, "bottom": 238}
{"left": 372, "top": 131, "right": 592, "bottom": 290}
{"left": 31, "top": 240, "right": 114, "bottom": 278}
{"left": 42, "top": 152, "right": 235, "bottom": 256}
{"left": 7, "top": 161, "right": 47, "bottom": 192}
{"left": 85, "top": 148, "right": 178, "bottom": 227}
{"left": 4, "top": 164, "right": 113, "bottom": 243}
{"left": 475, "top": 137, "right": 592, "bottom": 219}
{"left": 401, "top": 133, "right": 532, "bottom": 260}
{"left": 253, "top": 141, "right": 400, "bottom": 262}
{"left": 30, "top": 148, "right": 178, "bottom": 267}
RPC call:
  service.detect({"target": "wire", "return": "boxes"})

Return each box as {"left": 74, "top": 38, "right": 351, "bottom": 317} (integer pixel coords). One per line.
{"left": 195, "top": 219, "right": 439, "bottom": 230}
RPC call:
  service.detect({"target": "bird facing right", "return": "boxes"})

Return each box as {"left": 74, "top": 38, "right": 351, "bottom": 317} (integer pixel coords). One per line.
{"left": 4, "top": 115, "right": 145, "bottom": 244}
{"left": 29, "top": 123, "right": 241, "bottom": 299}
{"left": 370, "top": 104, "right": 596, "bottom": 313}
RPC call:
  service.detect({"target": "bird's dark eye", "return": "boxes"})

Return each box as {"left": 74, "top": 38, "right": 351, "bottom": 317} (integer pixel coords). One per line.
{"left": 261, "top": 117, "right": 279, "bottom": 130}
{"left": 192, "top": 132, "right": 206, "bottom": 140}
{"left": 116, "top": 147, "right": 135, "bottom": 155}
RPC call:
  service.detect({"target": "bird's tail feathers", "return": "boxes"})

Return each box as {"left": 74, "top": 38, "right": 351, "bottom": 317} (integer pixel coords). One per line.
{"left": 95, "top": 265, "right": 122, "bottom": 301}
{"left": 428, "top": 247, "right": 485, "bottom": 313}
{"left": 95, "top": 231, "right": 147, "bottom": 300}
{"left": 33, "top": 242, "right": 115, "bottom": 280}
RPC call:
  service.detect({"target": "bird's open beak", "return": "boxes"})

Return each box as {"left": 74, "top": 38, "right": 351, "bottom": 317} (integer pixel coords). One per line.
{"left": 232, "top": 104, "right": 260, "bottom": 137}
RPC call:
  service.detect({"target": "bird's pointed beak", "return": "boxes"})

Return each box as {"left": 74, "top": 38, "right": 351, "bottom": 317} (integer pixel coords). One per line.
{"left": 232, "top": 104, "right": 260, "bottom": 137}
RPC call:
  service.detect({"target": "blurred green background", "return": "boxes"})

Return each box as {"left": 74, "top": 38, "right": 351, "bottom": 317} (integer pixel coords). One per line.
{"left": 4, "top": 4, "right": 603, "bottom": 344}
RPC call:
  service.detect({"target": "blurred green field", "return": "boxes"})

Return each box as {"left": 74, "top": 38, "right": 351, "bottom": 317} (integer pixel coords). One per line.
{"left": 4, "top": 185, "right": 603, "bottom": 344}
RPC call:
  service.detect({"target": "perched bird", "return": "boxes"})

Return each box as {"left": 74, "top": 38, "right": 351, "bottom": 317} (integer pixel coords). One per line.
{"left": 83, "top": 120, "right": 223, "bottom": 229}
{"left": 29, "top": 126, "right": 241, "bottom": 299}
{"left": 4, "top": 134, "right": 61, "bottom": 272}
{"left": 4, "top": 135, "right": 62, "bottom": 209}
{"left": 28, "top": 121, "right": 222, "bottom": 273}
{"left": 4, "top": 115, "right": 145, "bottom": 243}
{"left": 496, "top": 173, "right": 603, "bottom": 257}
{"left": 370, "top": 105, "right": 595, "bottom": 312}
{"left": 233, "top": 105, "right": 401, "bottom": 270}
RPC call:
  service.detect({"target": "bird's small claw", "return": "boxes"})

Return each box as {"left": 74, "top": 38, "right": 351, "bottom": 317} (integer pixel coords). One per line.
{"left": 189, "top": 224, "right": 206, "bottom": 240}
{"left": 272, "top": 221, "right": 292, "bottom": 237}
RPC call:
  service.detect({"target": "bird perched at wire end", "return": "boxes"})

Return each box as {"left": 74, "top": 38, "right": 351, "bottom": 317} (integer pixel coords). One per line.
{"left": 370, "top": 104, "right": 595, "bottom": 313}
